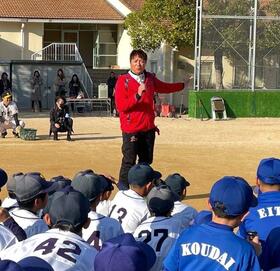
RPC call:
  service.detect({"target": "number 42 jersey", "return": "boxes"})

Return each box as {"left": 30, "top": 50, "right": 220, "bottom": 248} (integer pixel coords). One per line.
{"left": 0, "top": 228, "right": 98, "bottom": 271}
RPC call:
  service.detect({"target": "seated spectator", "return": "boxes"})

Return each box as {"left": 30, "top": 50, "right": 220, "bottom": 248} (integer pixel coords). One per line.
{"left": 96, "top": 175, "right": 116, "bottom": 216}
{"left": 164, "top": 176, "right": 261, "bottom": 271}
{"left": 165, "top": 173, "right": 198, "bottom": 227}
{"left": 109, "top": 163, "right": 161, "bottom": 233}
{"left": 9, "top": 172, "right": 56, "bottom": 238}
{"left": 0, "top": 72, "right": 11, "bottom": 97}
{"left": 50, "top": 96, "right": 73, "bottom": 141}
{"left": 134, "top": 184, "right": 186, "bottom": 271}
{"left": 0, "top": 92, "right": 25, "bottom": 138}
{"left": 260, "top": 226, "right": 280, "bottom": 271}
{"left": 71, "top": 170, "right": 124, "bottom": 250}
{"left": 0, "top": 257, "right": 54, "bottom": 271}
{"left": 54, "top": 68, "right": 67, "bottom": 97}
{"left": 94, "top": 233, "right": 156, "bottom": 271}
{"left": 0, "top": 170, "right": 26, "bottom": 242}
{"left": 0, "top": 187, "right": 98, "bottom": 270}
{"left": 238, "top": 157, "right": 280, "bottom": 244}
{"left": 30, "top": 70, "right": 43, "bottom": 112}
{"left": 2, "top": 172, "right": 20, "bottom": 210}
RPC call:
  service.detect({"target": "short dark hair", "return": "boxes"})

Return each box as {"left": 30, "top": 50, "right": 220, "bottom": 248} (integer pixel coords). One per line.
{"left": 212, "top": 202, "right": 238, "bottom": 219}
{"left": 53, "top": 223, "right": 83, "bottom": 234}
{"left": 18, "top": 193, "right": 47, "bottom": 211}
{"left": 130, "top": 49, "right": 147, "bottom": 62}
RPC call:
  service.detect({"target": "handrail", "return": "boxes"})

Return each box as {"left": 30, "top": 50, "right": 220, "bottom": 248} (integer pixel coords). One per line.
{"left": 31, "top": 43, "right": 82, "bottom": 62}
{"left": 31, "top": 43, "right": 92, "bottom": 97}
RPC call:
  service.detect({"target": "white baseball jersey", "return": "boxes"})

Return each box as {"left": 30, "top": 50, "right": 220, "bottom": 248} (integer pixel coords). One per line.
{"left": 82, "top": 211, "right": 124, "bottom": 250}
{"left": 134, "top": 216, "right": 185, "bottom": 271}
{"left": 96, "top": 200, "right": 111, "bottom": 216}
{"left": 171, "top": 201, "right": 198, "bottom": 228}
{"left": 0, "top": 228, "right": 97, "bottom": 271}
{"left": 109, "top": 189, "right": 150, "bottom": 233}
{"left": 9, "top": 208, "right": 48, "bottom": 238}
{"left": 1, "top": 197, "right": 18, "bottom": 210}
{"left": 0, "top": 224, "right": 17, "bottom": 251}
{"left": 0, "top": 101, "right": 18, "bottom": 122}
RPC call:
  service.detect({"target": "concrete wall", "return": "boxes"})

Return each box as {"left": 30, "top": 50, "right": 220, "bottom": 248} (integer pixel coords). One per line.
{"left": 0, "top": 22, "right": 43, "bottom": 60}
{"left": 117, "top": 25, "right": 132, "bottom": 69}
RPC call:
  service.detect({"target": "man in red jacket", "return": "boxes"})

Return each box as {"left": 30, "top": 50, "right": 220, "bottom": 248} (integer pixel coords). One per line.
{"left": 115, "top": 49, "right": 185, "bottom": 190}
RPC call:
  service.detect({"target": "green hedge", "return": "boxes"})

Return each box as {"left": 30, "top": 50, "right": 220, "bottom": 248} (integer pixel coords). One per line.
{"left": 189, "top": 90, "right": 280, "bottom": 118}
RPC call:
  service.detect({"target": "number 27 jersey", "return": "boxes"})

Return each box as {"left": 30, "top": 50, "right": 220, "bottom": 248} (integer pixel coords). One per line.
{"left": 134, "top": 216, "right": 185, "bottom": 271}
{"left": 0, "top": 228, "right": 97, "bottom": 271}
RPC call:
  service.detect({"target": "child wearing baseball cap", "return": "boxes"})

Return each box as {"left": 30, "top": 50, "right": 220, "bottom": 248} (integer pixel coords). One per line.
{"left": 165, "top": 173, "right": 198, "bottom": 228}
{"left": 164, "top": 176, "right": 261, "bottom": 271}
{"left": 71, "top": 170, "right": 124, "bottom": 249}
{"left": 94, "top": 233, "right": 156, "bottom": 271}
{"left": 0, "top": 187, "right": 98, "bottom": 271}
{"left": 109, "top": 162, "right": 161, "bottom": 233}
{"left": 238, "top": 157, "right": 280, "bottom": 244}
{"left": 134, "top": 184, "right": 186, "bottom": 271}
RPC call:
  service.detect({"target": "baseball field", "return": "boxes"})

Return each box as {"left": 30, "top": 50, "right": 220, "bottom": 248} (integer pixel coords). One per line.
{"left": 1, "top": 113, "right": 280, "bottom": 210}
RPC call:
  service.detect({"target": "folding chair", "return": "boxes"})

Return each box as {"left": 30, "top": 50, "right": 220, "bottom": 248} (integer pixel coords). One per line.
{"left": 211, "top": 96, "right": 227, "bottom": 120}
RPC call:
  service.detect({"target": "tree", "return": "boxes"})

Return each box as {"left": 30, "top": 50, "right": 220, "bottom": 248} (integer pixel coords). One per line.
{"left": 124, "top": 0, "right": 196, "bottom": 51}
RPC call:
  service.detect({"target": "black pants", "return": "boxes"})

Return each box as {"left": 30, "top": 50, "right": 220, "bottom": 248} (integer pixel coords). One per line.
{"left": 50, "top": 118, "right": 73, "bottom": 136}
{"left": 118, "top": 129, "right": 155, "bottom": 190}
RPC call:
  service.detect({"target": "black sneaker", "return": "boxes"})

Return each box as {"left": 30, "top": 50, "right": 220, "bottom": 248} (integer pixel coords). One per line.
{"left": 67, "top": 135, "right": 73, "bottom": 141}
{"left": 1, "top": 132, "right": 7, "bottom": 138}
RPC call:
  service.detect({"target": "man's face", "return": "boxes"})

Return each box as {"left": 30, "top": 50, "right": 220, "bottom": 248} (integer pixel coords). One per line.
{"left": 130, "top": 55, "right": 146, "bottom": 75}
{"left": 3, "top": 97, "right": 12, "bottom": 106}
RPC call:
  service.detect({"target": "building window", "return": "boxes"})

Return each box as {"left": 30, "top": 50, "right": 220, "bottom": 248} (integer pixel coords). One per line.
{"left": 93, "top": 30, "right": 118, "bottom": 68}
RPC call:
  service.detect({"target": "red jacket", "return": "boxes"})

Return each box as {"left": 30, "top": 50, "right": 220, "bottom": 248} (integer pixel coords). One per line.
{"left": 115, "top": 71, "right": 184, "bottom": 133}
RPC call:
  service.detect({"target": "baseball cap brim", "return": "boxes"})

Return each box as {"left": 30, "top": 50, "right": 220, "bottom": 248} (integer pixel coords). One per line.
{"left": 153, "top": 171, "right": 162, "bottom": 181}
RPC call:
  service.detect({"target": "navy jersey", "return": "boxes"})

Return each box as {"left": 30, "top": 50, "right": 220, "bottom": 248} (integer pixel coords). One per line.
{"left": 260, "top": 227, "right": 280, "bottom": 271}
{"left": 237, "top": 191, "right": 280, "bottom": 243}
{"left": 164, "top": 222, "right": 260, "bottom": 271}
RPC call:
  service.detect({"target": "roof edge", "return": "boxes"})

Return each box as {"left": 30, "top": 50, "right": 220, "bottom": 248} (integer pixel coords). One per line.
{"left": 0, "top": 17, "right": 124, "bottom": 24}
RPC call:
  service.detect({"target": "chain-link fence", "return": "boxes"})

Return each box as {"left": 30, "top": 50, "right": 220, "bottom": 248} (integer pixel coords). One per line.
{"left": 194, "top": 0, "right": 280, "bottom": 91}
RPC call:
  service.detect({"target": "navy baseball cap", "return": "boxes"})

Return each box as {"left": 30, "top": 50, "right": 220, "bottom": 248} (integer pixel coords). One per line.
{"left": 94, "top": 233, "right": 156, "bottom": 271}
{"left": 7, "top": 173, "right": 23, "bottom": 193}
{"left": 99, "top": 175, "right": 115, "bottom": 192}
{"left": 128, "top": 163, "right": 161, "bottom": 187}
{"left": 49, "top": 176, "right": 71, "bottom": 195}
{"left": 165, "top": 173, "right": 190, "bottom": 196}
{"left": 14, "top": 172, "right": 57, "bottom": 202}
{"left": 147, "top": 184, "right": 179, "bottom": 215}
{"left": 257, "top": 158, "right": 280, "bottom": 184}
{"left": 48, "top": 187, "right": 90, "bottom": 228}
{"left": 0, "top": 260, "right": 22, "bottom": 271}
{"left": 209, "top": 176, "right": 257, "bottom": 216}
{"left": 18, "top": 257, "right": 54, "bottom": 271}
{"left": 72, "top": 172, "right": 107, "bottom": 202}
{"left": 0, "top": 168, "right": 8, "bottom": 188}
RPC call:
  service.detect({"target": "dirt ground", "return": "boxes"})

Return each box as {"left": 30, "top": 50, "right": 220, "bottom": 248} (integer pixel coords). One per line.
{"left": 1, "top": 113, "right": 280, "bottom": 211}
